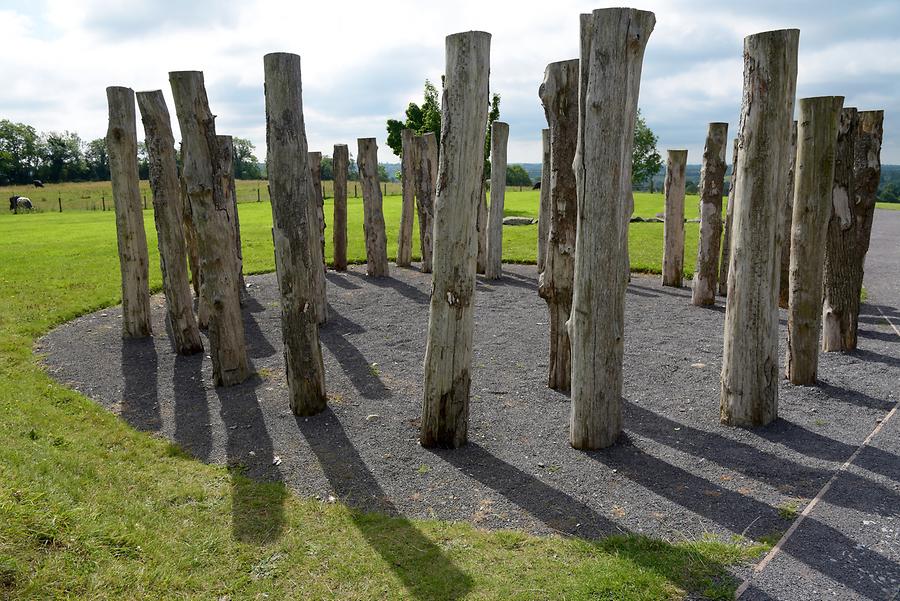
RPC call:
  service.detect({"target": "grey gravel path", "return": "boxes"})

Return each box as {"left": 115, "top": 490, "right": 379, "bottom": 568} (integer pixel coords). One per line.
{"left": 38, "top": 226, "right": 899, "bottom": 599}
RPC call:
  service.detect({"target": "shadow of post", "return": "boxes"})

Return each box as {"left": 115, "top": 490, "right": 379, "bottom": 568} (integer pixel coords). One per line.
{"left": 320, "top": 305, "right": 391, "bottom": 399}
{"left": 120, "top": 338, "right": 161, "bottom": 432}
{"left": 172, "top": 352, "right": 211, "bottom": 460}
{"left": 296, "top": 409, "right": 472, "bottom": 601}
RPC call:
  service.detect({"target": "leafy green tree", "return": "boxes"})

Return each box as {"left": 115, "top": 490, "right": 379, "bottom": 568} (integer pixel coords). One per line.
{"left": 506, "top": 164, "right": 532, "bottom": 186}
{"left": 377, "top": 163, "right": 390, "bottom": 182}
{"left": 320, "top": 155, "right": 333, "bottom": 181}
{"left": 84, "top": 138, "right": 109, "bottom": 181}
{"left": 0, "top": 119, "right": 43, "bottom": 184}
{"left": 632, "top": 110, "right": 662, "bottom": 187}
{"left": 232, "top": 137, "right": 262, "bottom": 179}
{"left": 39, "top": 131, "right": 86, "bottom": 182}
{"left": 386, "top": 80, "right": 441, "bottom": 157}
{"left": 878, "top": 182, "right": 900, "bottom": 203}
{"left": 483, "top": 93, "right": 501, "bottom": 179}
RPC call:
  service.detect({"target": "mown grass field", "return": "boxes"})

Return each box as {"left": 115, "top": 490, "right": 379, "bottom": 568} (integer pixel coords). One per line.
{"left": 0, "top": 185, "right": 766, "bottom": 600}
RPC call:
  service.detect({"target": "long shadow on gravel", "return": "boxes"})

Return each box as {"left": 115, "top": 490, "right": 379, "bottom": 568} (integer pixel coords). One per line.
{"left": 325, "top": 272, "right": 362, "bottom": 290}
{"left": 242, "top": 297, "right": 277, "bottom": 359}
{"left": 321, "top": 305, "right": 391, "bottom": 399}
{"left": 343, "top": 270, "right": 430, "bottom": 305}
{"left": 296, "top": 410, "right": 472, "bottom": 601}
{"left": 173, "top": 352, "right": 211, "bottom": 460}
{"left": 589, "top": 439, "right": 900, "bottom": 598}
{"left": 120, "top": 337, "right": 160, "bottom": 432}
{"left": 216, "top": 380, "right": 287, "bottom": 545}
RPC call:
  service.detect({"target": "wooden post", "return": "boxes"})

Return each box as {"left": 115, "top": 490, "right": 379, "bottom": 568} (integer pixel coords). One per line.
{"left": 538, "top": 59, "right": 578, "bottom": 393}
{"left": 301, "top": 151, "right": 328, "bottom": 323}
{"left": 263, "top": 52, "right": 327, "bottom": 416}
{"left": 778, "top": 121, "right": 798, "bottom": 308}
{"left": 476, "top": 182, "right": 487, "bottom": 274}
{"left": 106, "top": 86, "right": 152, "bottom": 338}
{"left": 217, "top": 135, "right": 246, "bottom": 297}
{"left": 180, "top": 173, "right": 201, "bottom": 299}
{"left": 308, "top": 150, "right": 327, "bottom": 271}
{"left": 718, "top": 137, "right": 739, "bottom": 297}
{"left": 333, "top": 143, "right": 349, "bottom": 271}
{"left": 785, "top": 96, "right": 844, "bottom": 384}
{"left": 357, "top": 138, "right": 389, "bottom": 277}
{"left": 58, "top": 196, "right": 62, "bottom": 212}
{"left": 822, "top": 109, "right": 883, "bottom": 351}
{"left": 397, "top": 129, "right": 417, "bottom": 267}
{"left": 662, "top": 149, "right": 687, "bottom": 287}
{"left": 421, "top": 30, "right": 490, "bottom": 449}
{"left": 720, "top": 29, "right": 799, "bottom": 427}
{"left": 169, "top": 70, "right": 250, "bottom": 387}
{"left": 413, "top": 132, "right": 438, "bottom": 273}
{"left": 485, "top": 121, "right": 509, "bottom": 279}
{"left": 136, "top": 89, "right": 202, "bottom": 354}
{"left": 537, "top": 128, "right": 550, "bottom": 274}
{"left": 691, "top": 123, "right": 728, "bottom": 305}
{"left": 570, "top": 9, "right": 655, "bottom": 450}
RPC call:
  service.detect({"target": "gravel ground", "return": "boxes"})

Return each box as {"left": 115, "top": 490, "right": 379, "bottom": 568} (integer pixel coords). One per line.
{"left": 38, "top": 247, "right": 899, "bottom": 598}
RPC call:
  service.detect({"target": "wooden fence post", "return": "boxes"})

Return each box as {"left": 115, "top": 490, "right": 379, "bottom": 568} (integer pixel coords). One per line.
{"left": 333, "top": 143, "right": 349, "bottom": 271}
{"left": 421, "top": 30, "right": 490, "bottom": 448}
{"left": 691, "top": 122, "right": 728, "bottom": 305}
{"left": 217, "top": 135, "right": 246, "bottom": 297}
{"left": 476, "top": 182, "right": 487, "bottom": 274}
{"left": 570, "top": 9, "right": 654, "bottom": 449}
{"left": 169, "top": 70, "right": 250, "bottom": 386}
{"left": 106, "top": 86, "right": 152, "bottom": 338}
{"left": 413, "top": 132, "right": 438, "bottom": 273}
{"left": 485, "top": 121, "right": 509, "bottom": 279}
{"left": 397, "top": 129, "right": 417, "bottom": 267}
{"left": 662, "top": 149, "right": 687, "bottom": 287}
{"left": 357, "top": 138, "right": 389, "bottom": 277}
{"left": 136, "top": 89, "right": 202, "bottom": 354}
{"left": 778, "top": 121, "right": 798, "bottom": 308}
{"left": 263, "top": 52, "right": 327, "bottom": 416}
{"left": 537, "top": 128, "right": 550, "bottom": 274}
{"left": 720, "top": 29, "right": 799, "bottom": 427}
{"left": 718, "top": 137, "right": 739, "bottom": 297}
{"left": 308, "top": 150, "right": 327, "bottom": 273}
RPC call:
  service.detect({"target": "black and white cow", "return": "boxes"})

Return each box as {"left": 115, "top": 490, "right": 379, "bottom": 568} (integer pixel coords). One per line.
{"left": 9, "top": 195, "right": 33, "bottom": 213}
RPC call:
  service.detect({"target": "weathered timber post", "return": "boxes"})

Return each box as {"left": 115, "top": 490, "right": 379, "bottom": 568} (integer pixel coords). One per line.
{"left": 136, "top": 90, "right": 202, "bottom": 354}
{"left": 537, "top": 128, "right": 551, "bottom": 274}
{"left": 718, "top": 137, "right": 739, "bottom": 297}
{"left": 570, "top": 9, "right": 654, "bottom": 450}
{"left": 180, "top": 173, "right": 202, "bottom": 299}
{"left": 357, "top": 138, "right": 389, "bottom": 277}
{"left": 476, "top": 182, "right": 487, "bottom": 274}
{"left": 485, "top": 121, "right": 509, "bottom": 279}
{"left": 397, "top": 129, "right": 417, "bottom": 267}
{"left": 333, "top": 143, "right": 349, "bottom": 271}
{"left": 691, "top": 122, "right": 728, "bottom": 305}
{"left": 169, "top": 70, "right": 250, "bottom": 386}
{"left": 263, "top": 52, "right": 327, "bottom": 416}
{"left": 822, "top": 109, "right": 883, "bottom": 351}
{"left": 106, "top": 86, "right": 152, "bottom": 338}
{"left": 413, "top": 132, "right": 438, "bottom": 273}
{"left": 308, "top": 151, "right": 327, "bottom": 272}
{"left": 538, "top": 59, "right": 578, "bottom": 393}
{"left": 785, "top": 96, "right": 844, "bottom": 384}
{"left": 421, "top": 30, "right": 490, "bottom": 448}
{"left": 778, "top": 121, "right": 799, "bottom": 309}
{"left": 217, "top": 135, "right": 246, "bottom": 297}
{"left": 720, "top": 29, "right": 799, "bottom": 427}
{"left": 662, "top": 149, "right": 688, "bottom": 287}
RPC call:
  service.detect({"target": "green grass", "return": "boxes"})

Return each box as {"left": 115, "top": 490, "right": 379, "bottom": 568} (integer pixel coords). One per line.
{"left": 876, "top": 202, "right": 900, "bottom": 211}
{"left": 0, "top": 186, "right": 764, "bottom": 599}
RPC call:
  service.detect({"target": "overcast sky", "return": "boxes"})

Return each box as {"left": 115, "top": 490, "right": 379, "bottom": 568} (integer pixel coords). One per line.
{"left": 1, "top": 0, "right": 897, "bottom": 165}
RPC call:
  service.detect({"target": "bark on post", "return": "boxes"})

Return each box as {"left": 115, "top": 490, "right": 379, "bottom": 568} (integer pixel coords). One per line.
{"left": 718, "top": 138, "right": 739, "bottom": 297}
{"left": 421, "top": 30, "right": 490, "bottom": 449}
{"left": 785, "top": 96, "right": 844, "bottom": 384}
{"left": 263, "top": 52, "right": 327, "bottom": 416}
{"left": 333, "top": 143, "right": 349, "bottom": 271}
{"left": 413, "top": 133, "right": 438, "bottom": 273}
{"left": 720, "top": 29, "right": 799, "bottom": 427}
{"left": 822, "top": 109, "right": 883, "bottom": 351}
{"left": 136, "top": 90, "right": 202, "bottom": 354}
{"left": 106, "top": 86, "right": 152, "bottom": 338}
{"left": 397, "top": 129, "right": 417, "bottom": 267}
{"left": 308, "top": 151, "right": 327, "bottom": 272}
{"left": 570, "top": 9, "right": 655, "bottom": 450}
{"left": 691, "top": 122, "right": 728, "bottom": 305}
{"left": 217, "top": 135, "right": 246, "bottom": 298}
{"left": 538, "top": 59, "right": 578, "bottom": 393}
{"left": 537, "top": 128, "right": 551, "bottom": 274}
{"left": 778, "top": 121, "right": 799, "bottom": 309}
{"left": 169, "top": 71, "right": 250, "bottom": 387}
{"left": 357, "top": 137, "right": 389, "bottom": 277}
{"left": 485, "top": 121, "right": 509, "bottom": 279}
{"left": 476, "top": 183, "right": 487, "bottom": 274}
{"left": 662, "top": 149, "right": 688, "bottom": 287}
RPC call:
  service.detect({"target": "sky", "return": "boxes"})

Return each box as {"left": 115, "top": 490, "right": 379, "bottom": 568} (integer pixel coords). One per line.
{"left": 1, "top": 0, "right": 898, "bottom": 165}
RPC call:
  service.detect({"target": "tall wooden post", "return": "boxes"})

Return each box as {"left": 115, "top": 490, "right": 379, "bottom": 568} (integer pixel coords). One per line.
{"left": 718, "top": 137, "right": 739, "bottom": 297}
{"left": 537, "top": 128, "right": 551, "bottom": 274}
{"left": 570, "top": 9, "right": 655, "bottom": 450}
{"left": 217, "top": 135, "right": 246, "bottom": 297}
{"left": 662, "top": 149, "right": 687, "bottom": 287}
{"left": 169, "top": 71, "right": 250, "bottom": 387}
{"left": 822, "top": 109, "right": 883, "bottom": 351}
{"left": 778, "top": 121, "right": 798, "bottom": 309}
{"left": 398, "top": 129, "right": 417, "bottom": 267}
{"left": 106, "top": 86, "right": 152, "bottom": 338}
{"left": 421, "top": 31, "right": 490, "bottom": 448}
{"left": 263, "top": 52, "right": 327, "bottom": 416}
{"left": 308, "top": 150, "right": 326, "bottom": 264}
{"left": 485, "top": 121, "right": 509, "bottom": 279}
{"left": 720, "top": 29, "right": 799, "bottom": 427}
{"left": 476, "top": 183, "right": 487, "bottom": 274}
{"left": 691, "top": 122, "right": 728, "bottom": 305}
{"left": 538, "top": 59, "right": 578, "bottom": 393}
{"left": 413, "top": 132, "right": 438, "bottom": 273}
{"left": 306, "top": 151, "right": 328, "bottom": 323}
{"left": 136, "top": 90, "right": 202, "bottom": 354}
{"left": 333, "top": 143, "right": 349, "bottom": 271}
{"left": 786, "top": 96, "right": 844, "bottom": 384}
{"left": 357, "top": 138, "right": 389, "bottom": 277}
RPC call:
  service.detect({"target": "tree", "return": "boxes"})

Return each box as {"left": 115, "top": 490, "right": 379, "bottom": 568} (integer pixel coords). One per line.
{"left": 0, "top": 119, "right": 43, "bottom": 184}
{"left": 878, "top": 181, "right": 900, "bottom": 203}
{"left": 632, "top": 110, "right": 662, "bottom": 186}
{"left": 320, "top": 155, "right": 333, "bottom": 180}
{"left": 386, "top": 80, "right": 441, "bottom": 157}
{"left": 232, "top": 137, "right": 262, "bottom": 179}
{"left": 39, "top": 131, "right": 86, "bottom": 182}
{"left": 506, "top": 164, "right": 531, "bottom": 186}
{"left": 483, "top": 92, "right": 501, "bottom": 178}
{"left": 85, "top": 138, "right": 110, "bottom": 180}
{"left": 377, "top": 163, "right": 389, "bottom": 182}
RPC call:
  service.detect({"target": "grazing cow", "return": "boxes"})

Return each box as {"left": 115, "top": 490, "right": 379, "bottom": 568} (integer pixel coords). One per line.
{"left": 9, "top": 195, "right": 33, "bottom": 213}
{"left": 33, "top": 179, "right": 44, "bottom": 188}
